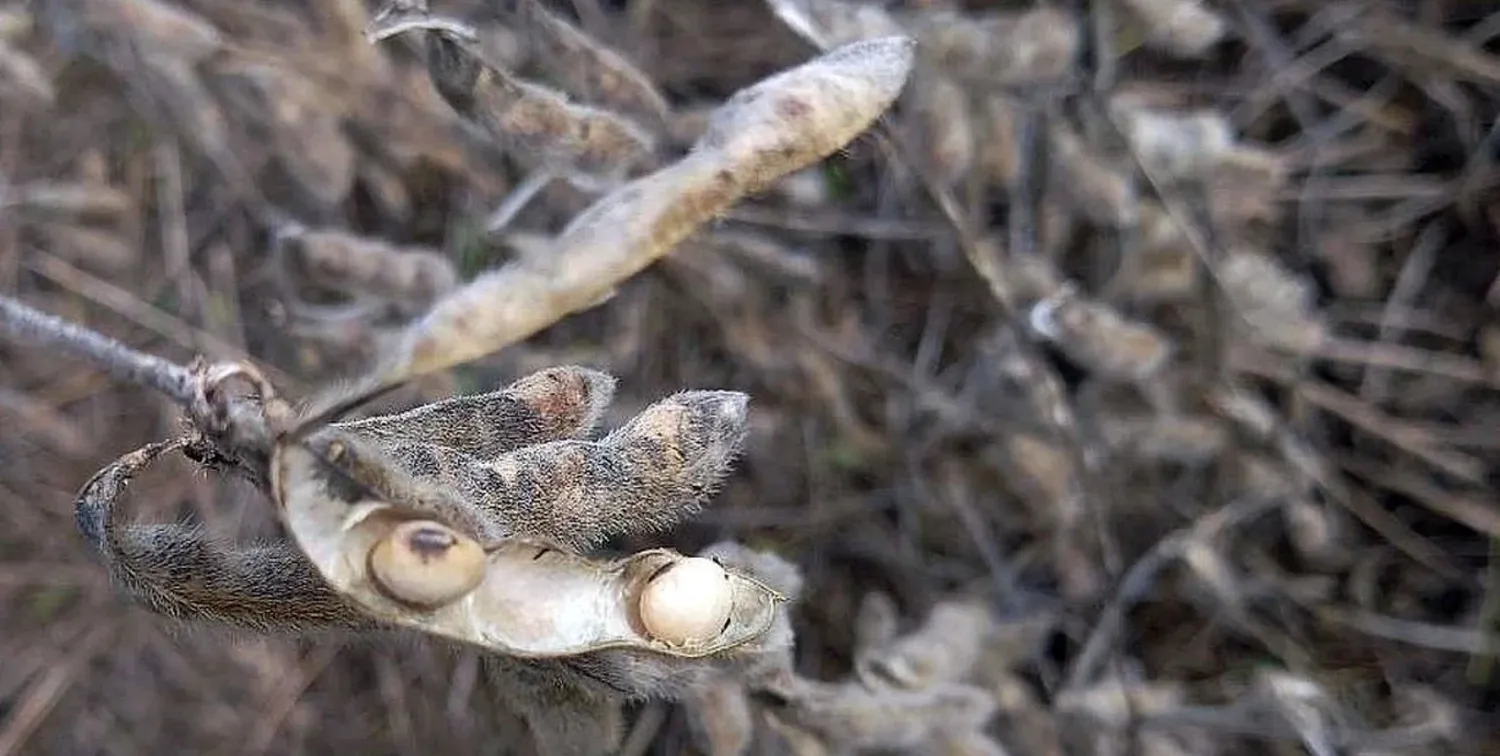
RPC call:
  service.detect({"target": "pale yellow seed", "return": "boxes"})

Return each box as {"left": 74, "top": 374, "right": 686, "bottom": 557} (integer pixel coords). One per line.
{"left": 638, "top": 556, "right": 734, "bottom": 646}
{"left": 368, "top": 519, "right": 485, "bottom": 608}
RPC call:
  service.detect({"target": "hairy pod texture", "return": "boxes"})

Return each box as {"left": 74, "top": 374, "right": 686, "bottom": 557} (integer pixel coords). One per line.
{"left": 387, "top": 36, "right": 914, "bottom": 383}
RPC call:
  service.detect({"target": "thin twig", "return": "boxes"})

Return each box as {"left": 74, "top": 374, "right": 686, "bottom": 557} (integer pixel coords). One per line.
{"left": 1289, "top": 377, "right": 1486, "bottom": 484}
{"left": 1314, "top": 605, "right": 1500, "bottom": 654}
{"left": 26, "top": 252, "right": 298, "bottom": 389}
{"left": 0, "top": 294, "right": 278, "bottom": 470}
{"left": 1335, "top": 452, "right": 1500, "bottom": 538}
{"left": 0, "top": 294, "right": 198, "bottom": 407}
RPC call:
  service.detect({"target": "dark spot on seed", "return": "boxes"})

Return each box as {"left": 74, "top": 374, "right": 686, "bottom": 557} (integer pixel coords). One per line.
{"left": 406, "top": 526, "right": 457, "bottom": 562}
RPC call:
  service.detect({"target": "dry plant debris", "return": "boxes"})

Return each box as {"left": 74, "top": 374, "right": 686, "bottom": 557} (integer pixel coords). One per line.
{"left": 2, "top": 0, "right": 1500, "bottom": 754}
{"left": 3, "top": 24, "right": 914, "bottom": 754}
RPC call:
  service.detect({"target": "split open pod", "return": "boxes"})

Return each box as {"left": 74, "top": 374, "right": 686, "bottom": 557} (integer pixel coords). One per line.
{"left": 270, "top": 435, "right": 784, "bottom": 657}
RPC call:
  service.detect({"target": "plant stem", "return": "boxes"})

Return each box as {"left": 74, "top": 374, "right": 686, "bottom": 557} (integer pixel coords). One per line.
{"left": 0, "top": 294, "right": 197, "bottom": 407}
